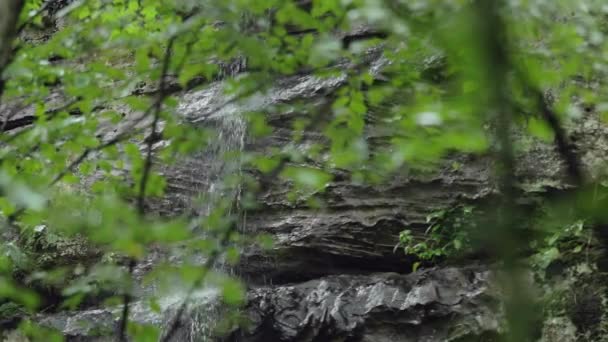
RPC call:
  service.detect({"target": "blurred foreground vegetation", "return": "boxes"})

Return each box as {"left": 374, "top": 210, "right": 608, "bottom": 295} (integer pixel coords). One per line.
{"left": 1, "top": 0, "right": 608, "bottom": 340}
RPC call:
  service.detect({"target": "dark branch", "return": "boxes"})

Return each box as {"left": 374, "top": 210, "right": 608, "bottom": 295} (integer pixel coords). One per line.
{"left": 118, "top": 36, "right": 177, "bottom": 342}
{"left": 136, "top": 38, "right": 175, "bottom": 215}
{"left": 0, "top": 0, "right": 26, "bottom": 105}
{"left": 15, "top": 1, "right": 51, "bottom": 36}
{"left": 49, "top": 148, "right": 90, "bottom": 186}
{"left": 538, "top": 90, "right": 584, "bottom": 185}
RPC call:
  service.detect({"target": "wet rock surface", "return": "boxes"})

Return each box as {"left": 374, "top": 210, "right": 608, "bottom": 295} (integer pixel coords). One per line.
{"left": 26, "top": 266, "right": 505, "bottom": 342}
{"left": 230, "top": 266, "right": 503, "bottom": 342}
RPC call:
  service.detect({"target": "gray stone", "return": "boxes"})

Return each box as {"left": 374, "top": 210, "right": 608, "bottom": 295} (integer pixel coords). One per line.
{"left": 230, "top": 266, "right": 504, "bottom": 342}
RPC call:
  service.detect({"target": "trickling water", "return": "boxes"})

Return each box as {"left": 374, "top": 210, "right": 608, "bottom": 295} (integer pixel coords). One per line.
{"left": 158, "top": 288, "right": 222, "bottom": 342}
{"left": 38, "top": 57, "right": 389, "bottom": 341}
{"left": 125, "top": 125, "right": 245, "bottom": 340}
{"left": 140, "top": 71, "right": 366, "bottom": 341}
{"left": 144, "top": 71, "right": 362, "bottom": 339}
{"left": 29, "top": 48, "right": 393, "bottom": 340}
{"left": 149, "top": 71, "right": 248, "bottom": 341}
{"left": 190, "top": 112, "right": 246, "bottom": 218}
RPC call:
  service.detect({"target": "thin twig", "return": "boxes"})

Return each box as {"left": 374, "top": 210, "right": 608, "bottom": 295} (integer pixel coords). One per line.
{"left": 537, "top": 89, "right": 584, "bottom": 185}
{"left": 5, "top": 104, "right": 155, "bottom": 223}
{"left": 49, "top": 148, "right": 90, "bottom": 186}
{"left": 117, "top": 258, "right": 136, "bottom": 341}
{"left": 159, "top": 226, "right": 234, "bottom": 342}
{"left": 15, "top": 1, "right": 51, "bottom": 36}
{"left": 136, "top": 38, "right": 175, "bottom": 215}
{"left": 118, "top": 36, "right": 176, "bottom": 342}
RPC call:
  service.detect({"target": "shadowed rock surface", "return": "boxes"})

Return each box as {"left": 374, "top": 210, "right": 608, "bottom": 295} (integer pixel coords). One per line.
{"left": 29, "top": 266, "right": 504, "bottom": 342}
{"left": 230, "top": 266, "right": 503, "bottom": 342}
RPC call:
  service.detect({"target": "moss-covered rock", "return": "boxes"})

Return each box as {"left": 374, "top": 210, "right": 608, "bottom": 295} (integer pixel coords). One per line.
{"left": 539, "top": 261, "right": 608, "bottom": 341}
{"left": 540, "top": 317, "right": 577, "bottom": 342}
{"left": 19, "top": 226, "right": 101, "bottom": 270}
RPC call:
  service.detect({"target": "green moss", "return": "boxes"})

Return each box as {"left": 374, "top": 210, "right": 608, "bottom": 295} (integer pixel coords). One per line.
{"left": 19, "top": 227, "right": 101, "bottom": 270}
{"left": 0, "top": 302, "right": 26, "bottom": 320}
{"left": 0, "top": 226, "right": 106, "bottom": 312}
{"left": 540, "top": 261, "right": 608, "bottom": 340}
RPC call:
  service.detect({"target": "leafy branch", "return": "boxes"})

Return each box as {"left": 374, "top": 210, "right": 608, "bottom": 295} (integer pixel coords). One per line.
{"left": 118, "top": 36, "right": 176, "bottom": 342}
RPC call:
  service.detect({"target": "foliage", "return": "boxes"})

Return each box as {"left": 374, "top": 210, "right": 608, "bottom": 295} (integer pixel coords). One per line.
{"left": 530, "top": 219, "right": 593, "bottom": 276}
{"left": 0, "top": 0, "right": 606, "bottom": 341}
{"left": 396, "top": 205, "right": 475, "bottom": 265}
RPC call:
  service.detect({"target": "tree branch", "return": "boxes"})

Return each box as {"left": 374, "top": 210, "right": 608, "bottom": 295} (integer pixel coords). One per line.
{"left": 474, "top": 1, "right": 538, "bottom": 341}
{"left": 136, "top": 37, "right": 175, "bottom": 215}
{"left": 118, "top": 36, "right": 177, "bottom": 342}
{"left": 3, "top": 97, "right": 165, "bottom": 222}
{"left": 14, "top": 0, "right": 50, "bottom": 37}
{"left": 0, "top": 0, "right": 25, "bottom": 105}
{"left": 538, "top": 91, "right": 584, "bottom": 185}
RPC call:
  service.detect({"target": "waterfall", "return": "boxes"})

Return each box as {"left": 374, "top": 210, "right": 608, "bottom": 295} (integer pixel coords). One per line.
{"left": 125, "top": 111, "right": 245, "bottom": 341}
{"left": 149, "top": 72, "right": 248, "bottom": 341}
{"left": 36, "top": 64, "right": 360, "bottom": 340}
{"left": 145, "top": 71, "right": 354, "bottom": 340}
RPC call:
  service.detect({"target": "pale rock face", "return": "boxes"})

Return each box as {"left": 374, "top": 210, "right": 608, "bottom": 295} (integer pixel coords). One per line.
{"left": 5, "top": 45, "right": 604, "bottom": 339}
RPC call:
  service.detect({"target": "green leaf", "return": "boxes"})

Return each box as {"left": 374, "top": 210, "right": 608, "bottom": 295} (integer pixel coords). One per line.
{"left": 149, "top": 297, "right": 161, "bottom": 313}
{"left": 221, "top": 278, "right": 245, "bottom": 306}
{"left": 282, "top": 166, "right": 333, "bottom": 191}
{"left": 0, "top": 172, "right": 46, "bottom": 211}
{"left": 527, "top": 117, "right": 554, "bottom": 142}
{"left": 130, "top": 323, "right": 160, "bottom": 342}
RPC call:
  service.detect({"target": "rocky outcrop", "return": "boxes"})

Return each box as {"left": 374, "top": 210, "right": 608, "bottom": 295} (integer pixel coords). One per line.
{"left": 238, "top": 160, "right": 495, "bottom": 283}
{"left": 231, "top": 266, "right": 503, "bottom": 342}
{"left": 25, "top": 266, "right": 504, "bottom": 342}
{"left": 6, "top": 4, "right": 608, "bottom": 339}
{"left": 4, "top": 61, "right": 607, "bottom": 341}
{"left": 4, "top": 60, "right": 606, "bottom": 341}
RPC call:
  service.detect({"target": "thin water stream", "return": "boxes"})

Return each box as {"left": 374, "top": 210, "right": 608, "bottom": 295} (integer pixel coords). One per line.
{"left": 134, "top": 71, "right": 353, "bottom": 340}
{"left": 38, "top": 65, "right": 365, "bottom": 340}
